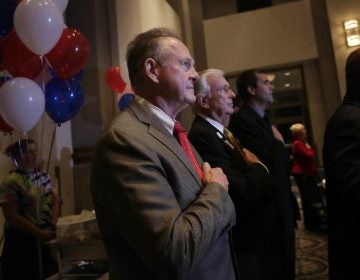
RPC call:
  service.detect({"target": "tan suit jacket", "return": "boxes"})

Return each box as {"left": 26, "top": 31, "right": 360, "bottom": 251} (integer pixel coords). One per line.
{"left": 90, "top": 97, "right": 237, "bottom": 280}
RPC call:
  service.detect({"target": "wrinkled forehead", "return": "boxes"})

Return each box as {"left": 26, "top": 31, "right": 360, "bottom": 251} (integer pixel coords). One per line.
{"left": 256, "top": 72, "right": 270, "bottom": 82}
{"left": 208, "top": 74, "right": 228, "bottom": 87}
{"left": 160, "top": 37, "right": 193, "bottom": 59}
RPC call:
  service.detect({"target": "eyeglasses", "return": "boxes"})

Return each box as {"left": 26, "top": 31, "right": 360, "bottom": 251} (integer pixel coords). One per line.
{"left": 212, "top": 86, "right": 232, "bottom": 94}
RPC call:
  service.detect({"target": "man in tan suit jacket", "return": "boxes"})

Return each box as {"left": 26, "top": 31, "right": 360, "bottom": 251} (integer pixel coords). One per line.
{"left": 90, "top": 28, "right": 238, "bottom": 279}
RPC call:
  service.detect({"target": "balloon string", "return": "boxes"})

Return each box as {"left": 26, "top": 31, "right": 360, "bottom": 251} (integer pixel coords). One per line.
{"left": 3, "top": 69, "right": 11, "bottom": 80}
{"left": 40, "top": 56, "right": 46, "bottom": 92}
{"left": 46, "top": 124, "right": 56, "bottom": 173}
{"left": 43, "top": 56, "right": 53, "bottom": 72}
{"left": 43, "top": 55, "right": 50, "bottom": 67}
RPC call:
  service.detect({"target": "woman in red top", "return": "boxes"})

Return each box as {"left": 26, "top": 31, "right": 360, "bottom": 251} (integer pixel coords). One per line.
{"left": 290, "top": 123, "right": 322, "bottom": 231}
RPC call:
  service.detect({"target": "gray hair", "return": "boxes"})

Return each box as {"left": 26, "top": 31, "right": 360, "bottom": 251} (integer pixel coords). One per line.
{"left": 126, "top": 27, "right": 180, "bottom": 89}
{"left": 195, "top": 68, "right": 225, "bottom": 98}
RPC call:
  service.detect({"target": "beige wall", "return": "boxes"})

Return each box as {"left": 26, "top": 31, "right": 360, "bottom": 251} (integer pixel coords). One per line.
{"left": 326, "top": 0, "right": 360, "bottom": 97}
{"left": 115, "top": 0, "right": 181, "bottom": 85}
{"left": 204, "top": 0, "right": 318, "bottom": 73}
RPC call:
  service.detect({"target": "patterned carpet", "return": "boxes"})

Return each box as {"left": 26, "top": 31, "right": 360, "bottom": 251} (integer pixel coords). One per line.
{"left": 295, "top": 219, "right": 328, "bottom": 279}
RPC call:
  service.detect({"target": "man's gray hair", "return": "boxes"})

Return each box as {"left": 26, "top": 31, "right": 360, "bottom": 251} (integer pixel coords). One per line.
{"left": 196, "top": 68, "right": 225, "bottom": 97}
{"left": 126, "top": 27, "right": 180, "bottom": 89}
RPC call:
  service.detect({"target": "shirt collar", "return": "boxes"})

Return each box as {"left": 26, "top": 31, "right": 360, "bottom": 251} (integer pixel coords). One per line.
{"left": 248, "top": 103, "right": 266, "bottom": 118}
{"left": 197, "top": 113, "right": 224, "bottom": 133}
{"left": 138, "top": 96, "right": 175, "bottom": 134}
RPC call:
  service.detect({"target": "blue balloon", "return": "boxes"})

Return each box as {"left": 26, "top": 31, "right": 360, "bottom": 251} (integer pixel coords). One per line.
{"left": 0, "top": 0, "right": 17, "bottom": 39}
{"left": 45, "top": 77, "right": 85, "bottom": 124}
{"left": 118, "top": 93, "right": 135, "bottom": 111}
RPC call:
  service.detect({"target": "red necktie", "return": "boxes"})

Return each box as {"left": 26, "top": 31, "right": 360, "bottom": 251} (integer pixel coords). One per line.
{"left": 173, "top": 121, "right": 203, "bottom": 180}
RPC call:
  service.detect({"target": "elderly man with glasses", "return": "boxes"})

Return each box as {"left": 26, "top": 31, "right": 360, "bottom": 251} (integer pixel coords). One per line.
{"left": 189, "top": 68, "right": 282, "bottom": 280}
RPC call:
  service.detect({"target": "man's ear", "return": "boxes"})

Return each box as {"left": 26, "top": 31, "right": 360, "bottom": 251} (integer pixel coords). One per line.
{"left": 247, "top": 85, "right": 256, "bottom": 96}
{"left": 197, "top": 95, "right": 210, "bottom": 109}
{"left": 144, "top": 58, "right": 160, "bottom": 83}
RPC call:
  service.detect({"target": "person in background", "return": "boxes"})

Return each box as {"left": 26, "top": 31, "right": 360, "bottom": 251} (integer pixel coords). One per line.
{"left": 289, "top": 123, "right": 322, "bottom": 231}
{"left": 189, "top": 68, "right": 282, "bottom": 280}
{"left": 0, "top": 139, "right": 59, "bottom": 280}
{"left": 323, "top": 47, "right": 360, "bottom": 280}
{"left": 229, "top": 69, "right": 296, "bottom": 279}
{"left": 233, "top": 93, "right": 243, "bottom": 114}
{"left": 90, "top": 28, "right": 238, "bottom": 280}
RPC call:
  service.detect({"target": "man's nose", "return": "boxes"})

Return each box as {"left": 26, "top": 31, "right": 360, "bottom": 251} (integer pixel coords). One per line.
{"left": 190, "top": 68, "right": 199, "bottom": 81}
{"left": 229, "top": 89, "right": 236, "bottom": 98}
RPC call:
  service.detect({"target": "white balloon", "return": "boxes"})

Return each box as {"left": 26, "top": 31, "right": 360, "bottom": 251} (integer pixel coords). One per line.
{"left": 0, "top": 78, "right": 45, "bottom": 132}
{"left": 51, "top": 0, "right": 69, "bottom": 13}
{"left": 14, "top": 0, "right": 65, "bottom": 55}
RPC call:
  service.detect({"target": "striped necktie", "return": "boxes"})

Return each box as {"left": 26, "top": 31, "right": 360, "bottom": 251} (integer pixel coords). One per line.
{"left": 223, "top": 128, "right": 247, "bottom": 162}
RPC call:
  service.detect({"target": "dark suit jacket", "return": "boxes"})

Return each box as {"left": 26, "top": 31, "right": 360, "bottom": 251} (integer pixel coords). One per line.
{"left": 189, "top": 116, "right": 278, "bottom": 250}
{"left": 323, "top": 98, "right": 360, "bottom": 280}
{"left": 90, "top": 97, "right": 237, "bottom": 280}
{"left": 229, "top": 105, "right": 295, "bottom": 279}
{"left": 189, "top": 115, "right": 281, "bottom": 279}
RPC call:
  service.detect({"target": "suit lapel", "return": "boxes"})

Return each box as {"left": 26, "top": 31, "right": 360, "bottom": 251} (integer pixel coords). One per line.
{"left": 194, "top": 115, "right": 236, "bottom": 155}
{"left": 194, "top": 115, "right": 248, "bottom": 168}
{"left": 129, "top": 98, "right": 202, "bottom": 187}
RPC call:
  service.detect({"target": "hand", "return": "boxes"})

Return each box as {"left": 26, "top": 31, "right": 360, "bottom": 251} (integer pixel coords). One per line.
{"left": 271, "top": 125, "right": 284, "bottom": 144}
{"left": 39, "top": 229, "right": 56, "bottom": 241}
{"left": 242, "top": 148, "right": 261, "bottom": 165}
{"left": 202, "top": 162, "right": 229, "bottom": 191}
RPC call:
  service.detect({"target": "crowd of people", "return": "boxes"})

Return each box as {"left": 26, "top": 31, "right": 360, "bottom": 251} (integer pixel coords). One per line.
{"left": 89, "top": 27, "right": 303, "bottom": 280}
{"left": 0, "top": 27, "right": 358, "bottom": 280}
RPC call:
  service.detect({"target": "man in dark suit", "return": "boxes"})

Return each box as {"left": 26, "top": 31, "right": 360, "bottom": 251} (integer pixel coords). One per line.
{"left": 323, "top": 47, "right": 360, "bottom": 280}
{"left": 229, "top": 69, "right": 296, "bottom": 280}
{"left": 189, "top": 69, "right": 281, "bottom": 280}
{"left": 90, "top": 28, "right": 238, "bottom": 280}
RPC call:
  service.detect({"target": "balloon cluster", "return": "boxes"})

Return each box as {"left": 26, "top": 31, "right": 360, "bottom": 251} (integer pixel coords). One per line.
{"left": 0, "top": 0, "right": 89, "bottom": 134}
{"left": 105, "top": 66, "right": 135, "bottom": 111}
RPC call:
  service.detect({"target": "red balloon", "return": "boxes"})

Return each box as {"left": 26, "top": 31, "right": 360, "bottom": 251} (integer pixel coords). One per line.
{"left": 45, "top": 28, "right": 90, "bottom": 80}
{"left": 105, "top": 66, "right": 126, "bottom": 92}
{"left": 0, "top": 38, "right": 5, "bottom": 71}
{"left": 2, "top": 29, "right": 43, "bottom": 79}
{"left": 0, "top": 115, "right": 13, "bottom": 134}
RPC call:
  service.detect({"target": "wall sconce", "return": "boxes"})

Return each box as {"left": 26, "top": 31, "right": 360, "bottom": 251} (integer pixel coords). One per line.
{"left": 344, "top": 19, "right": 360, "bottom": 47}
